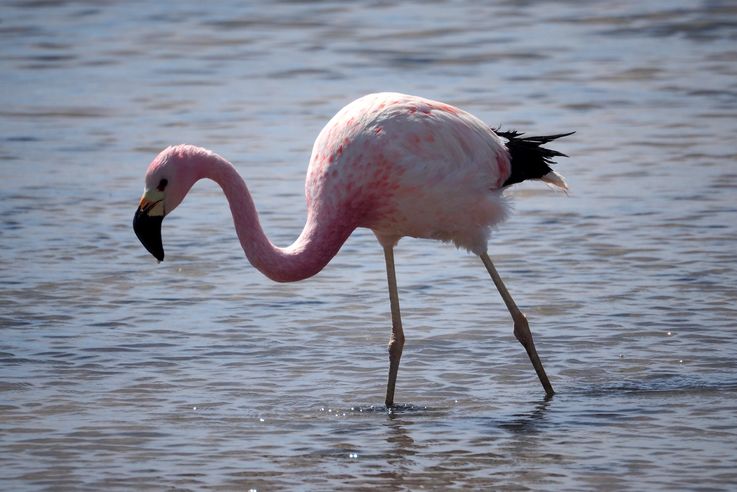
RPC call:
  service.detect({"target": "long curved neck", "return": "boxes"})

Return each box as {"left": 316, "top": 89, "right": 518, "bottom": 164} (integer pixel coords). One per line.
{"left": 202, "top": 153, "right": 354, "bottom": 282}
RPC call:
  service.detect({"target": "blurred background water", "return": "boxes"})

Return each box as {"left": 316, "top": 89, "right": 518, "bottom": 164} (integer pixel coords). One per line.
{"left": 2, "top": 0, "right": 737, "bottom": 490}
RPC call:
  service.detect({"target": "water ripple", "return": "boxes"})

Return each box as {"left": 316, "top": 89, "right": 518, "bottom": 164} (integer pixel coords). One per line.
{"left": 1, "top": 0, "right": 737, "bottom": 490}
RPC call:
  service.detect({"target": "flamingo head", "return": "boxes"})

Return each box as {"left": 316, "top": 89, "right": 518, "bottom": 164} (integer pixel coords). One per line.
{"left": 133, "top": 145, "right": 200, "bottom": 262}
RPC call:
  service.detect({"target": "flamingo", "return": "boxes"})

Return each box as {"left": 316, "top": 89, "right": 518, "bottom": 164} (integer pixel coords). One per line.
{"left": 133, "top": 92, "right": 572, "bottom": 407}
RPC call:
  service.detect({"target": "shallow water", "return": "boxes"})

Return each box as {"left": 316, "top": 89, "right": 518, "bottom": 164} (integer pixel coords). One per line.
{"left": 2, "top": 0, "right": 737, "bottom": 490}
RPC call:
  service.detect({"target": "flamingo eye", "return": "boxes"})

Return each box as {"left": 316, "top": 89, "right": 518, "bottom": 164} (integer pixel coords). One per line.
{"left": 157, "top": 178, "right": 168, "bottom": 191}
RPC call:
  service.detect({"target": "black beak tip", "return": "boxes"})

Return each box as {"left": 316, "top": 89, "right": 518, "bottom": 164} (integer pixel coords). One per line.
{"left": 133, "top": 208, "right": 165, "bottom": 262}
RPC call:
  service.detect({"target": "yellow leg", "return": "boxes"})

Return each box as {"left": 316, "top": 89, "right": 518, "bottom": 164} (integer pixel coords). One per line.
{"left": 480, "top": 252, "right": 554, "bottom": 396}
{"left": 383, "top": 245, "right": 405, "bottom": 408}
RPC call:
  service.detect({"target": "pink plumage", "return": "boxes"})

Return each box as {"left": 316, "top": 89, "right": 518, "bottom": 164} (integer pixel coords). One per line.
{"left": 133, "top": 92, "right": 572, "bottom": 406}
{"left": 306, "top": 92, "right": 512, "bottom": 254}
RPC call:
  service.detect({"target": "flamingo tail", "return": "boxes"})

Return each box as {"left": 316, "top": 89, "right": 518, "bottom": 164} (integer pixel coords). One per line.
{"left": 497, "top": 130, "right": 574, "bottom": 190}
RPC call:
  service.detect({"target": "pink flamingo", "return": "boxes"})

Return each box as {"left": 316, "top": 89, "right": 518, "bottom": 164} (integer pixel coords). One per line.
{"left": 133, "top": 92, "right": 572, "bottom": 407}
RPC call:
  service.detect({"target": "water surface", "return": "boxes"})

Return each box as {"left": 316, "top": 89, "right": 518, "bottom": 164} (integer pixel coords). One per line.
{"left": 2, "top": 0, "right": 737, "bottom": 489}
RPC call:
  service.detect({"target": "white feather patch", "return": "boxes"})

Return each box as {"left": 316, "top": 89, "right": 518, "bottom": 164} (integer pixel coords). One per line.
{"left": 540, "top": 170, "right": 568, "bottom": 191}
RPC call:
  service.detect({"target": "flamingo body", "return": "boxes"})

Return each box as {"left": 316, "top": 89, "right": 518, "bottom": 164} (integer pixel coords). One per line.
{"left": 305, "top": 92, "right": 511, "bottom": 254}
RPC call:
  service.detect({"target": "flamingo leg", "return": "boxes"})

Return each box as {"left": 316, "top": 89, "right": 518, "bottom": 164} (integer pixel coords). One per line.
{"left": 480, "top": 252, "right": 555, "bottom": 396}
{"left": 383, "top": 245, "right": 405, "bottom": 408}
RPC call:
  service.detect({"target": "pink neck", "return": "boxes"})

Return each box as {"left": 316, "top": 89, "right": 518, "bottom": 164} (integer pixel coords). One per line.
{"left": 201, "top": 153, "right": 355, "bottom": 282}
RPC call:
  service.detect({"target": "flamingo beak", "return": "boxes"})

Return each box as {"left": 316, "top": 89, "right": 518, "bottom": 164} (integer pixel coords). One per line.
{"left": 133, "top": 190, "right": 166, "bottom": 262}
